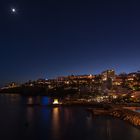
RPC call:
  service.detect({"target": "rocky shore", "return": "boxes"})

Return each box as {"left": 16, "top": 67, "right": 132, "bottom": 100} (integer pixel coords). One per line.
{"left": 110, "top": 108, "right": 140, "bottom": 128}
{"left": 87, "top": 107, "right": 140, "bottom": 128}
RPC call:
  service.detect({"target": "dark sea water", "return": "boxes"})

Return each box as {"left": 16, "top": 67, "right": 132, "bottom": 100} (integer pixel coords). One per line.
{"left": 0, "top": 94, "right": 140, "bottom": 140}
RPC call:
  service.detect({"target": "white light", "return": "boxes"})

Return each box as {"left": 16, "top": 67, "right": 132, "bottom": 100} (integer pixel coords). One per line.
{"left": 53, "top": 99, "right": 59, "bottom": 104}
{"left": 11, "top": 8, "right": 16, "bottom": 13}
{"left": 131, "top": 95, "right": 134, "bottom": 98}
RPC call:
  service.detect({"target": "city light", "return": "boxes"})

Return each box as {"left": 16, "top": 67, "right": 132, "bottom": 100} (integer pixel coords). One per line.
{"left": 53, "top": 99, "right": 59, "bottom": 104}
{"left": 131, "top": 95, "right": 135, "bottom": 98}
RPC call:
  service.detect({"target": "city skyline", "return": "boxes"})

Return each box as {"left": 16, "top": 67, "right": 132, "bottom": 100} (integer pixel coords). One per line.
{"left": 2, "top": 68, "right": 140, "bottom": 84}
{"left": 1, "top": 0, "right": 140, "bottom": 85}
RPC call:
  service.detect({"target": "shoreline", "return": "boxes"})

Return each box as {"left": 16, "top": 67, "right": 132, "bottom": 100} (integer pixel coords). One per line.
{"left": 87, "top": 107, "right": 140, "bottom": 129}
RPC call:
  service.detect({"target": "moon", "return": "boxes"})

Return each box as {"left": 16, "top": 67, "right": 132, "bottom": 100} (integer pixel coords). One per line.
{"left": 11, "top": 8, "right": 16, "bottom": 13}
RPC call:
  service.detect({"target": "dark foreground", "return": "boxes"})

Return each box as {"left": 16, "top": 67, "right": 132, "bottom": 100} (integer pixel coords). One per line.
{"left": 0, "top": 94, "right": 140, "bottom": 140}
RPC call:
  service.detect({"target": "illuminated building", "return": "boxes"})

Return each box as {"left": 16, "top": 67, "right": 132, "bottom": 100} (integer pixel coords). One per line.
{"left": 113, "top": 76, "right": 123, "bottom": 86}
{"left": 101, "top": 69, "right": 115, "bottom": 81}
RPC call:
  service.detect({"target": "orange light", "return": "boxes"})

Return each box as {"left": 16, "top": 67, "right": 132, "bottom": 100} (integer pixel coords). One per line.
{"left": 131, "top": 95, "right": 135, "bottom": 98}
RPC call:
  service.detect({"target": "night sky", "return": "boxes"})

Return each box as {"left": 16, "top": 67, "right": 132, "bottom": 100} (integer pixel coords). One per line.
{"left": 1, "top": 0, "right": 140, "bottom": 85}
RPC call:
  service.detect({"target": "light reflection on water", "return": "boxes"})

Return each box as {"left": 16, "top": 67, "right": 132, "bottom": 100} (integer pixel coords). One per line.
{"left": 0, "top": 94, "right": 140, "bottom": 140}
{"left": 86, "top": 113, "right": 93, "bottom": 129}
{"left": 51, "top": 107, "right": 61, "bottom": 139}
{"left": 41, "top": 96, "right": 50, "bottom": 105}
{"left": 26, "top": 107, "right": 34, "bottom": 122}
{"left": 27, "top": 97, "right": 33, "bottom": 104}
{"left": 0, "top": 94, "right": 56, "bottom": 106}
{"left": 26, "top": 96, "right": 52, "bottom": 105}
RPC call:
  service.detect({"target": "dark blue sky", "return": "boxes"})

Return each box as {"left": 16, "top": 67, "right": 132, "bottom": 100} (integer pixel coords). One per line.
{"left": 0, "top": 0, "right": 140, "bottom": 85}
